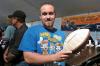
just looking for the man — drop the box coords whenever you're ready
[3,16,16,41]
[3,10,28,66]
[18,3,72,66]
[0,15,16,66]
[2,15,16,50]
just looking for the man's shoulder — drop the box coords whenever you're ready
[5,25,16,32]
[7,25,15,29]
[56,29,65,35]
[56,29,65,33]
[30,24,43,30]
[26,25,43,33]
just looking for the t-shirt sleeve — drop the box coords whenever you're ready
[4,26,12,39]
[3,26,15,40]
[18,28,37,52]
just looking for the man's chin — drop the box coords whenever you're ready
[46,25,53,29]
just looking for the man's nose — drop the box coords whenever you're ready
[46,14,50,18]
[46,15,51,21]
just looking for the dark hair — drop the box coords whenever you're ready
[16,17,25,23]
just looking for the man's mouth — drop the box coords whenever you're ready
[47,18,51,21]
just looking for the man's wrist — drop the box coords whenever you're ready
[50,54,56,62]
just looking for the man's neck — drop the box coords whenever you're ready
[44,25,53,30]
[16,23,23,29]
[44,26,57,33]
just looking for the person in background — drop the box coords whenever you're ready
[3,16,16,41]
[0,15,16,66]
[2,15,16,66]
[3,10,28,66]
[18,3,72,66]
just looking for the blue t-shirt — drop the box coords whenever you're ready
[18,25,66,66]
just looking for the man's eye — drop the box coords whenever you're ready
[49,12,54,15]
[42,12,47,15]
[42,12,54,15]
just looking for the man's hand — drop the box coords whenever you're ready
[3,53,8,63]
[52,50,72,62]
[3,48,8,63]
[23,50,72,64]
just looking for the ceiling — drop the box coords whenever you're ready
[0,0,100,24]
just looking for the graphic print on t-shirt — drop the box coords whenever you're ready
[38,32,63,55]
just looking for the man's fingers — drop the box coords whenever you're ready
[61,51,72,55]
[60,55,69,58]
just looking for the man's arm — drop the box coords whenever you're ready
[3,47,9,63]
[23,50,72,64]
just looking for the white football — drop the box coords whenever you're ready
[63,29,90,53]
